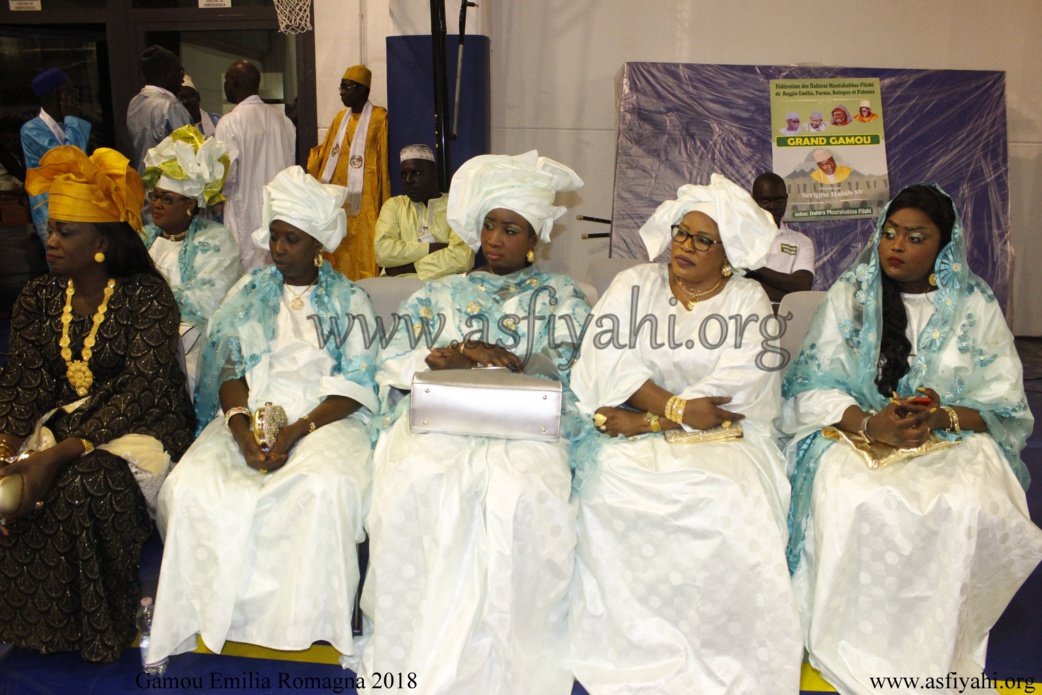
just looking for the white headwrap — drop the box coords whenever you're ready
[251,166,348,253]
[142,125,229,207]
[638,173,776,273]
[446,150,583,250]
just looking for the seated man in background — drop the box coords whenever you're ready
[744,172,814,306]
[374,144,473,278]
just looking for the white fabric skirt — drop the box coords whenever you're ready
[570,431,803,695]
[148,416,372,661]
[793,433,1042,695]
[346,416,577,695]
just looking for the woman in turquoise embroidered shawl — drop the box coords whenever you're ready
[349,152,590,695]
[141,125,242,395]
[147,166,379,664]
[782,184,1042,695]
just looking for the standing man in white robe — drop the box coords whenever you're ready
[216,59,296,271]
[126,46,193,174]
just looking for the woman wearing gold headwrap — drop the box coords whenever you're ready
[0,146,195,662]
[142,125,243,395]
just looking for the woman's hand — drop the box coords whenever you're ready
[684,396,745,430]
[0,448,65,535]
[268,420,308,456]
[459,341,522,371]
[594,406,649,438]
[425,347,473,371]
[229,417,287,474]
[865,402,933,448]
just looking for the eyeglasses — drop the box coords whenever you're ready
[670,225,724,252]
[150,192,188,206]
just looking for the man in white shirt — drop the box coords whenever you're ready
[779,112,801,136]
[126,46,193,173]
[804,110,828,134]
[20,68,91,244]
[745,172,815,305]
[216,59,296,271]
[374,144,473,279]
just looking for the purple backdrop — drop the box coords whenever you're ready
[610,63,1010,312]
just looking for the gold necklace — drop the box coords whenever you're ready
[285,280,316,310]
[60,278,116,396]
[162,229,189,242]
[674,275,723,310]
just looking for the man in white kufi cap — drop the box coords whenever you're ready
[374,144,474,279]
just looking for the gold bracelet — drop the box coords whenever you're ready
[665,396,687,425]
[674,398,687,425]
[79,438,94,457]
[224,406,251,429]
[299,414,317,433]
[941,405,961,434]
[644,412,661,433]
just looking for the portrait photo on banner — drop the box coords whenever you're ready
[770,77,889,221]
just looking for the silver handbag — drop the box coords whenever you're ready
[410,368,562,442]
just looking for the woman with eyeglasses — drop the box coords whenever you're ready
[141,126,242,395]
[568,175,802,694]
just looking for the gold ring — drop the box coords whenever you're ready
[721,420,731,429]
[34,501,44,510]
[259,468,269,475]
[593,413,608,427]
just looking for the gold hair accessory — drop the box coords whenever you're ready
[286,280,316,311]
[252,402,288,450]
[61,278,116,396]
[674,275,723,310]
[721,262,733,278]
[644,411,661,433]
[941,405,961,434]
[94,251,105,264]
[928,272,937,287]
[314,254,324,268]
[526,249,535,263]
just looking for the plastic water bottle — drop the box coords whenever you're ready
[136,597,168,675]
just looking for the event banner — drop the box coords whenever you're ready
[771,77,889,221]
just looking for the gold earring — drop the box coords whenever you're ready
[94,252,105,263]
[721,262,733,278]
[526,249,535,263]
[314,254,323,268]
[928,272,937,287]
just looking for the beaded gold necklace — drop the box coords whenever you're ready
[60,278,116,396]
[674,275,723,310]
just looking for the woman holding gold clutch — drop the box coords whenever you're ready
[568,175,803,694]
[0,147,194,662]
[782,184,1042,695]
[145,166,379,663]
[350,152,590,694]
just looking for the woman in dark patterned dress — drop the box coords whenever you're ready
[0,146,195,662]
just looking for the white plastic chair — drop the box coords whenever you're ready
[776,290,828,367]
[582,257,644,301]
[355,276,424,326]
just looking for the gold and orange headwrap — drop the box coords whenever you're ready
[25,146,145,235]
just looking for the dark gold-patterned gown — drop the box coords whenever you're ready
[0,273,195,662]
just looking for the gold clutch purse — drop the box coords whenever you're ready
[664,422,744,444]
[822,426,961,470]
[251,402,288,450]
[0,472,23,516]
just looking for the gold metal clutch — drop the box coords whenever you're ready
[822,426,961,470]
[0,472,23,516]
[664,422,744,444]
[251,402,288,450]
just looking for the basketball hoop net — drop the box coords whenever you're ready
[274,0,312,34]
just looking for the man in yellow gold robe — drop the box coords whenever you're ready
[307,64,389,280]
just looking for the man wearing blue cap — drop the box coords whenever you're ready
[19,68,91,245]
